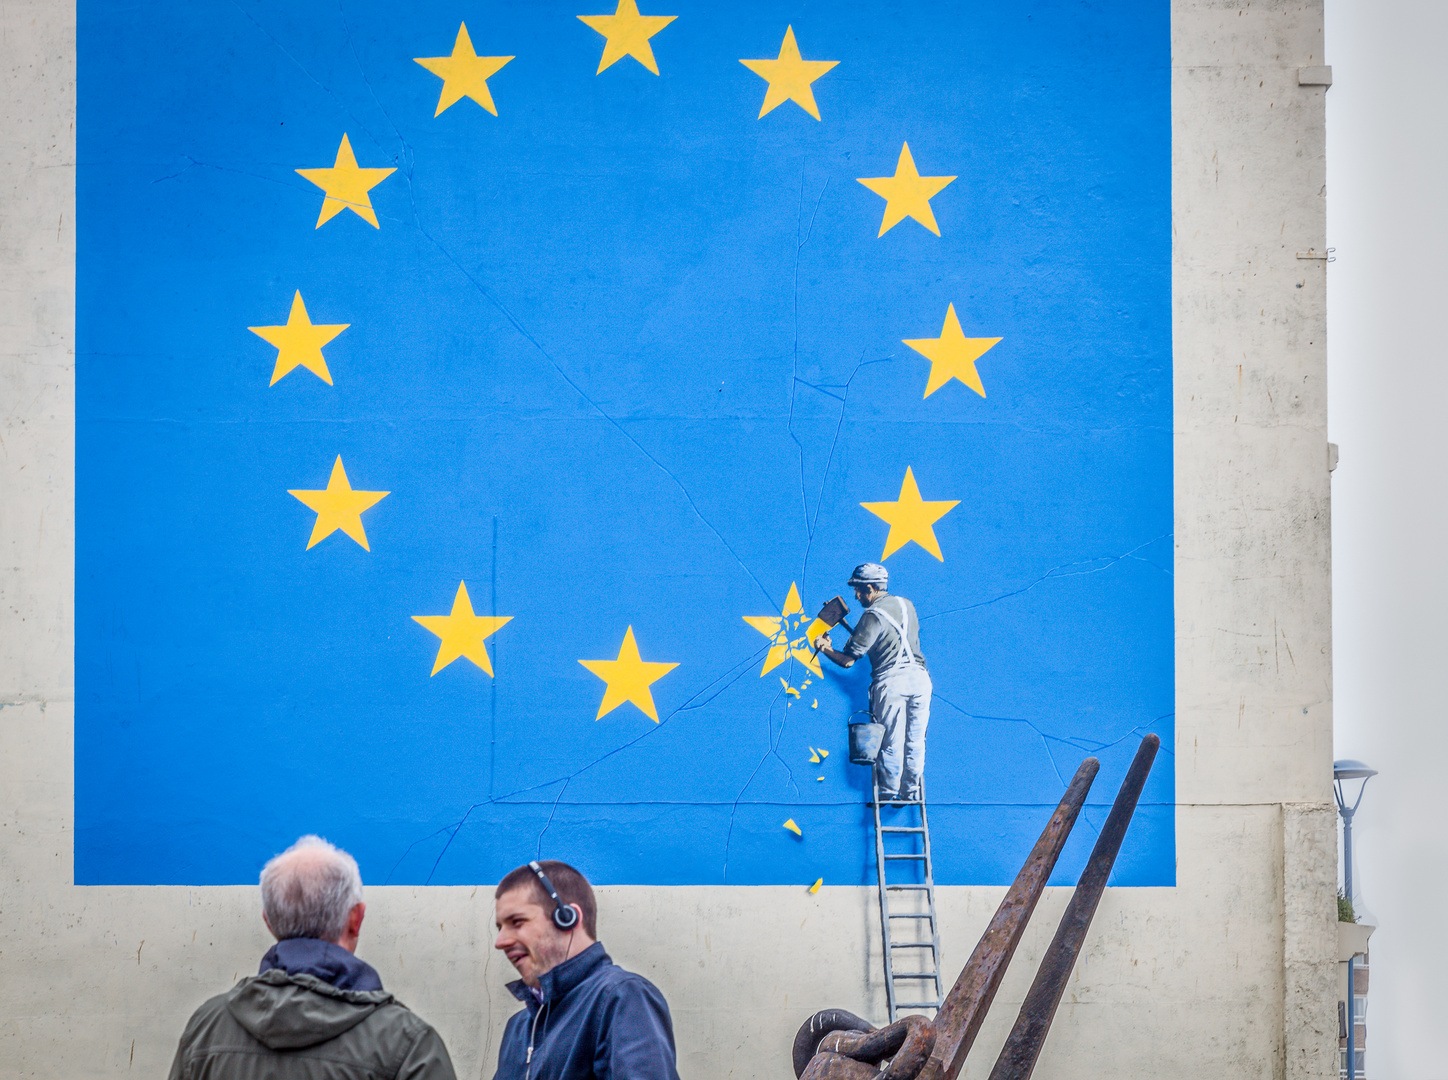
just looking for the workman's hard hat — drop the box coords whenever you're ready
[848,563,889,587]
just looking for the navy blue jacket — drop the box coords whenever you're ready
[493,943,679,1080]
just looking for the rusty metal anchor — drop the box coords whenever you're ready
[792,734,1159,1080]
[795,1014,937,1080]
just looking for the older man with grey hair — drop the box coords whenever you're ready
[168,835,456,1080]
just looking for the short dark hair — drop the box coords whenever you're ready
[495,860,597,938]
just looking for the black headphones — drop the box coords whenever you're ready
[528,860,579,930]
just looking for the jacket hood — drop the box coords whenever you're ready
[226,968,393,1050]
[259,937,384,992]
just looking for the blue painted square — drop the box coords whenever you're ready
[77,0,1173,886]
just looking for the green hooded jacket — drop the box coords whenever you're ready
[168,967,456,1080]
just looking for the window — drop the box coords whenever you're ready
[1339,1047,1366,1079]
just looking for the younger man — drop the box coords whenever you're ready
[492,860,678,1080]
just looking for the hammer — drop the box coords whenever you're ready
[811,596,853,655]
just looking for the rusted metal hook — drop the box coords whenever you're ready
[795,1014,937,1080]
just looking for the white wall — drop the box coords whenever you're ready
[0,1,1341,1077]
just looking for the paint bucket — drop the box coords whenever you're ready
[849,721,885,764]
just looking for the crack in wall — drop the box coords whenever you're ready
[149,157,306,190]
[402,171,780,611]
[385,642,770,884]
[921,533,1173,623]
[933,691,1176,842]
[231,7,780,609]
[222,17,1176,887]
[535,776,571,861]
[786,167,830,536]
[721,677,795,883]
[336,0,399,145]
[230,1,393,159]
[797,355,894,587]
[388,527,1174,884]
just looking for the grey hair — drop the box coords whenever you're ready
[259,835,364,942]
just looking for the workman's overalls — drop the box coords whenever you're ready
[866,597,932,801]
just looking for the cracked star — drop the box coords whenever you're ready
[743,583,828,678]
[296,134,395,229]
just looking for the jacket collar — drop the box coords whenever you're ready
[507,942,609,1005]
[259,937,384,992]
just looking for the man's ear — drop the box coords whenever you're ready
[567,904,589,936]
[333,901,367,953]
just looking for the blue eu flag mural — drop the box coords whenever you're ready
[77,0,1173,886]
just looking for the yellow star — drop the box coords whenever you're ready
[579,626,679,722]
[739,26,838,120]
[288,456,389,551]
[860,467,959,561]
[577,0,676,75]
[903,303,1001,398]
[248,291,349,387]
[742,583,830,678]
[856,142,956,237]
[414,23,514,117]
[295,134,396,229]
[412,581,512,676]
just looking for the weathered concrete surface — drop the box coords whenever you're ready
[0,0,1338,1076]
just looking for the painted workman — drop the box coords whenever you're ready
[814,563,933,802]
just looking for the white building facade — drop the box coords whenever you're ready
[0,1,1341,1077]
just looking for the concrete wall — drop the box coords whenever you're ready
[0,1,1339,1077]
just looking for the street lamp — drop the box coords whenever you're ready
[1334,759,1376,1080]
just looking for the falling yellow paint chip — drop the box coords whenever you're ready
[809,749,821,764]
[818,748,829,759]
[817,776,825,782]
[783,818,802,836]
[811,699,818,708]
[809,878,823,894]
